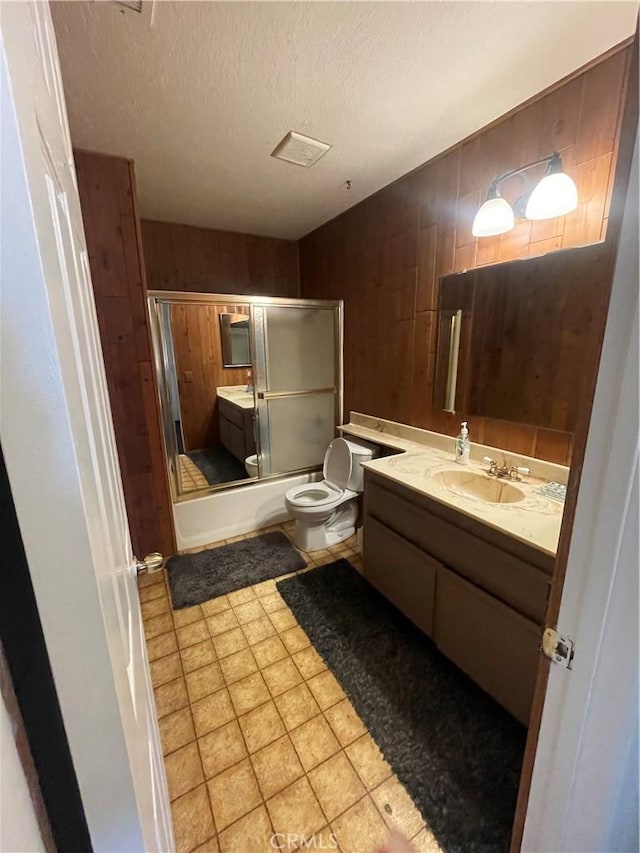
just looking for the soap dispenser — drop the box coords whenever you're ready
[455,421,470,465]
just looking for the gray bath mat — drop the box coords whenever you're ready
[167,531,306,608]
[277,560,525,853]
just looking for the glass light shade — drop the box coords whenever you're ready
[472,196,515,237]
[525,172,578,220]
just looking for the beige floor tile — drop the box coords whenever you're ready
[289,714,340,772]
[308,751,366,821]
[324,699,367,747]
[238,700,285,754]
[252,636,289,669]
[207,609,240,637]
[159,707,196,756]
[147,630,179,662]
[307,671,345,710]
[173,605,205,629]
[268,608,298,633]
[330,795,389,853]
[217,805,273,853]
[280,626,311,655]
[165,741,205,802]
[199,719,247,779]
[145,612,174,640]
[186,662,225,703]
[191,836,220,853]
[251,734,304,800]
[141,595,170,621]
[177,620,210,650]
[154,677,189,718]
[371,777,424,839]
[227,587,256,607]
[150,652,183,688]
[192,687,235,738]
[309,548,333,563]
[201,595,230,617]
[219,647,258,685]
[267,777,325,839]
[212,627,248,659]
[345,735,392,790]
[242,616,276,646]
[233,599,265,625]
[252,579,278,598]
[207,757,262,831]
[262,657,303,697]
[224,535,245,544]
[138,569,165,590]
[228,672,271,716]
[171,784,216,853]
[260,592,287,614]
[181,639,217,674]
[412,827,443,852]
[274,683,321,731]
[292,647,326,680]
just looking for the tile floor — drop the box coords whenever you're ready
[178,454,209,492]
[139,522,442,853]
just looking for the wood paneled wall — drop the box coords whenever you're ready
[170,303,250,451]
[141,219,300,297]
[75,150,176,557]
[299,44,632,465]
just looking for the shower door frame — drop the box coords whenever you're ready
[147,291,343,503]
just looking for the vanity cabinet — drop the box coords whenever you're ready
[218,397,256,463]
[362,470,553,726]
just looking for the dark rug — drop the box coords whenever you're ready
[187,446,248,486]
[277,560,526,853]
[167,531,306,608]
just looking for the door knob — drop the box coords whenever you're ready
[136,552,165,576]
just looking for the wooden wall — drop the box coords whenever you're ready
[141,219,300,297]
[170,303,250,451]
[75,151,176,557]
[299,43,632,465]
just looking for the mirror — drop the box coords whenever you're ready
[148,293,342,499]
[434,243,608,433]
[220,312,251,368]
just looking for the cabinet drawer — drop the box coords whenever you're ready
[363,515,437,637]
[218,397,244,429]
[365,476,550,623]
[219,416,245,462]
[434,565,540,726]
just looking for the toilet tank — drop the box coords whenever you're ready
[324,437,378,493]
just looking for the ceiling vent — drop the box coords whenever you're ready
[271,131,331,168]
[114,0,143,12]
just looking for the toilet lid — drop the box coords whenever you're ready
[323,438,352,491]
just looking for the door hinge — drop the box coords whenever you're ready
[541,627,575,669]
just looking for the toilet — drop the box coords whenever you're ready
[245,454,259,477]
[285,437,376,552]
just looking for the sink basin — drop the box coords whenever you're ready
[432,469,525,504]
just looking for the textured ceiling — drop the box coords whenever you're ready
[51,1,637,240]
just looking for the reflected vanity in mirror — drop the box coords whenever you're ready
[148,292,343,500]
[434,242,609,433]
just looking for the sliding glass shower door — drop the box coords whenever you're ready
[252,304,342,477]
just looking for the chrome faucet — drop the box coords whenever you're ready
[482,455,530,481]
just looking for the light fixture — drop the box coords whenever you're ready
[472,184,515,237]
[472,151,578,237]
[525,153,578,220]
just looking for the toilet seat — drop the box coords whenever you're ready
[285,481,353,510]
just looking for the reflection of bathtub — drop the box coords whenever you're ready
[245,454,259,477]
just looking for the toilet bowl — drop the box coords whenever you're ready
[285,437,375,552]
[245,454,259,477]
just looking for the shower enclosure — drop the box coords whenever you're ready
[148,292,343,501]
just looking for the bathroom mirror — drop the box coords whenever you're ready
[220,312,252,368]
[434,242,610,433]
[148,292,343,500]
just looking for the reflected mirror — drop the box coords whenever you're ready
[434,243,609,433]
[220,312,251,367]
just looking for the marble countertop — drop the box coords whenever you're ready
[216,385,255,410]
[339,416,565,557]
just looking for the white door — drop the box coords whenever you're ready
[0,4,173,851]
